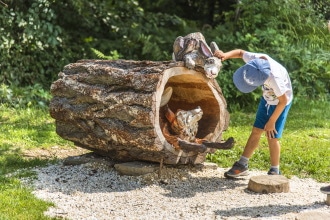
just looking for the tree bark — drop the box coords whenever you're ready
[49,59,230,164]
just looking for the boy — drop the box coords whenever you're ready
[214,49,293,177]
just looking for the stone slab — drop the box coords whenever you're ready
[295,211,330,220]
[114,161,158,176]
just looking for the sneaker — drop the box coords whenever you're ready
[267,168,281,175]
[224,161,249,178]
[320,185,330,194]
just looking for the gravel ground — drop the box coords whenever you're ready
[22,155,330,220]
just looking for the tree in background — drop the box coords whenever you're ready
[0,0,188,85]
[0,0,66,86]
[0,0,328,109]
[210,0,329,107]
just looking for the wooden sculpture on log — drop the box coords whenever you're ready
[49,59,233,165]
[172,32,222,79]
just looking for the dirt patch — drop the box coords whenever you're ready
[22,146,92,160]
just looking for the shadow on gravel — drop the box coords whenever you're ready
[158,172,248,198]
[30,154,249,198]
[214,202,325,219]
[27,152,329,219]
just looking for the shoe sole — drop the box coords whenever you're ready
[267,171,282,175]
[320,190,330,194]
[224,170,249,178]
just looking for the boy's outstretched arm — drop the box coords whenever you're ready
[214,49,245,61]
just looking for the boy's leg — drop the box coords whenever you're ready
[242,127,264,158]
[267,138,281,175]
[266,102,291,175]
[225,98,266,178]
[224,127,263,178]
[268,138,280,166]
[241,98,266,161]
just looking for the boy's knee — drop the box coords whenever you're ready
[251,127,264,136]
[267,137,280,144]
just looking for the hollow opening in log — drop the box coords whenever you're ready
[157,67,223,149]
[163,75,219,138]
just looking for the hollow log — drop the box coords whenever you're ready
[49,59,230,164]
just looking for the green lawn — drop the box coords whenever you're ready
[0,99,329,219]
[0,106,73,220]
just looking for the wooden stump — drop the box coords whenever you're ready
[248,175,290,193]
[326,195,330,205]
[49,60,230,165]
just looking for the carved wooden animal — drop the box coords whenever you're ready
[161,105,234,152]
[164,105,203,142]
[172,32,222,78]
[173,32,204,61]
[160,86,234,152]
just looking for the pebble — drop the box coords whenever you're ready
[22,160,330,220]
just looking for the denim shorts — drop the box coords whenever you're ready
[253,97,292,138]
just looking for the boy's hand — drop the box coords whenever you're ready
[213,50,226,61]
[264,120,277,139]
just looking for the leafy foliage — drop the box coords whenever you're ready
[212,0,330,108]
[0,0,329,108]
[0,84,51,108]
[50,0,188,61]
[0,0,73,87]
[91,48,120,60]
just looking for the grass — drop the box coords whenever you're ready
[0,177,55,220]
[0,99,329,219]
[207,99,330,182]
[0,106,73,220]
[0,107,70,151]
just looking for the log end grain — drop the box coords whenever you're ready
[248,175,290,194]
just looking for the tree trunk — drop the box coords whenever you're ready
[49,59,230,164]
